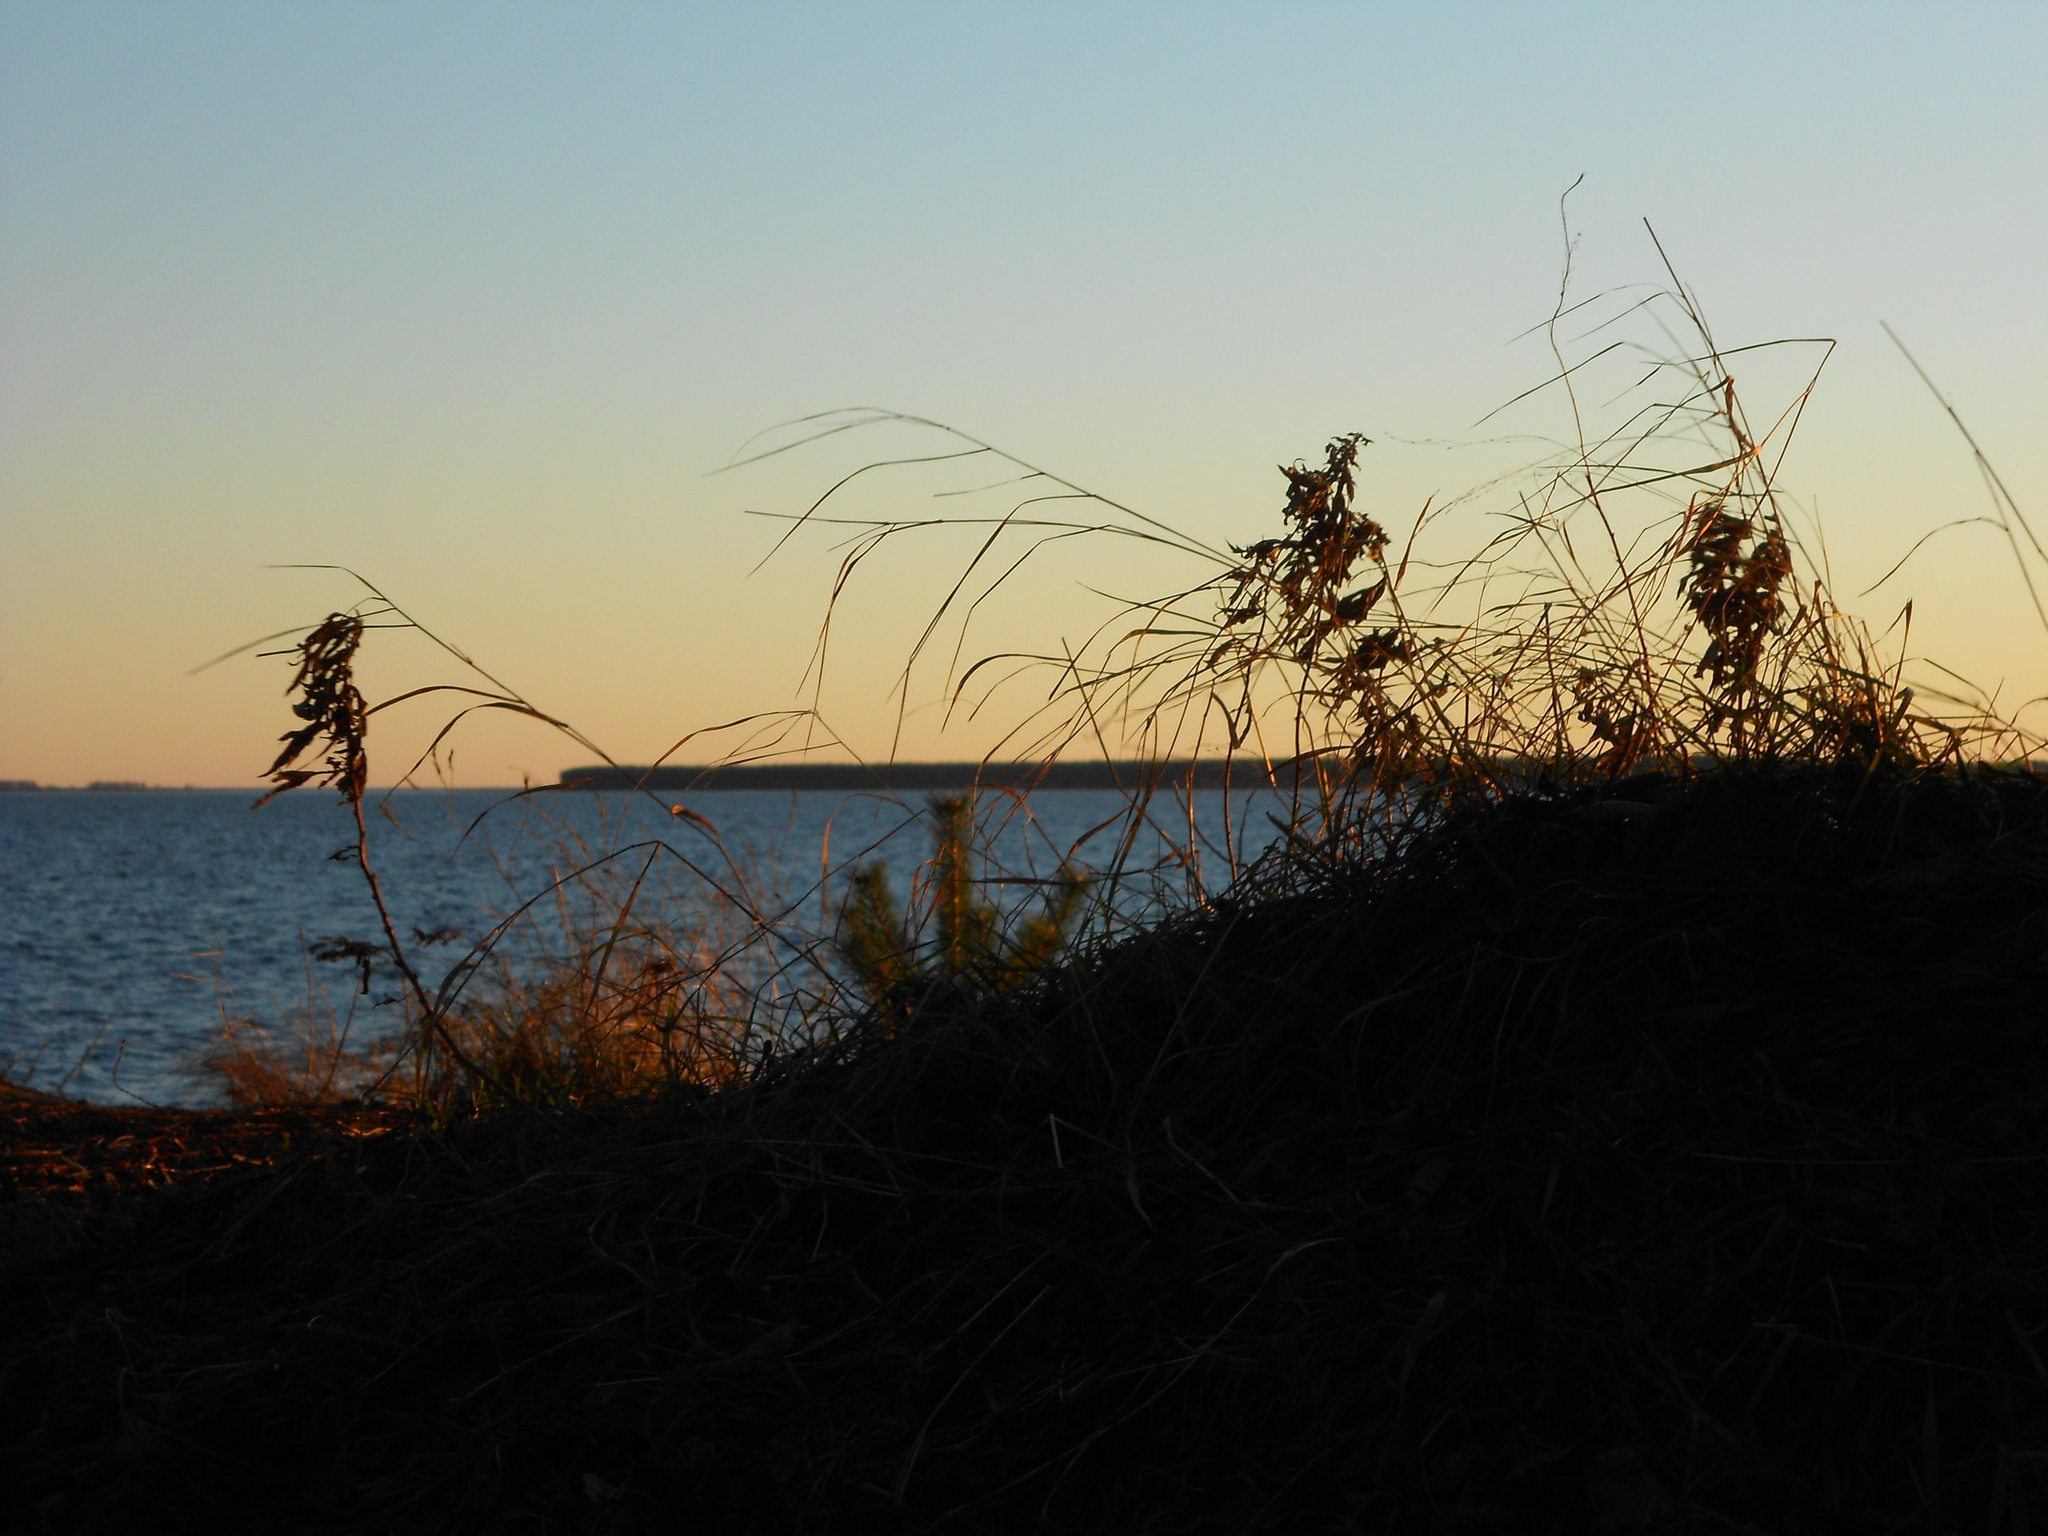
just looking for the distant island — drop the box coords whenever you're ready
[0,781,180,792]
[558,760,1272,792]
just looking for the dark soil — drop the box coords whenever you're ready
[7,765,2048,1533]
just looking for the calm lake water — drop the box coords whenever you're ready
[0,786,1288,1106]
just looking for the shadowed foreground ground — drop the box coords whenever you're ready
[7,766,2048,1533]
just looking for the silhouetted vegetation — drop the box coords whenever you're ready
[835,792,1088,1025]
[7,249,2047,1532]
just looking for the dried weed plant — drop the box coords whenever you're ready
[751,227,2038,887]
[214,594,1108,1113]
[27,230,2048,1536]
[210,224,2040,1113]
[207,589,827,1113]
[197,1007,401,1109]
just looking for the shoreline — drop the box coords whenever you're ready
[557,759,1275,791]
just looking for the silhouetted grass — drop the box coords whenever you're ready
[7,245,2048,1532]
[9,765,2048,1532]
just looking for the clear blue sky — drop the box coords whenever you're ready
[3,2,2044,784]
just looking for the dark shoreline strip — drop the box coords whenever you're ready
[557,760,1263,792]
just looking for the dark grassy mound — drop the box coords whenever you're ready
[7,765,2048,1534]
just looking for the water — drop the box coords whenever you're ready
[0,785,1289,1106]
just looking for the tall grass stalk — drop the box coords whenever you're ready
[214,234,2037,1113]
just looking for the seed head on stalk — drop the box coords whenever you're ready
[255,609,518,1109]
[258,612,369,807]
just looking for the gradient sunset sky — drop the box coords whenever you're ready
[3,2,2044,787]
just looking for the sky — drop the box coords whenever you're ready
[3,1,2045,787]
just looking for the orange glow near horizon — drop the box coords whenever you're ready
[4,5,2044,787]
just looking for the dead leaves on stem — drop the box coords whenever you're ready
[258,612,369,807]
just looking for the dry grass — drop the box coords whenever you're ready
[194,1009,401,1109]
[1010,289,2020,832]
[9,243,2048,1531]
[198,249,2037,1118]
[9,766,2048,1533]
